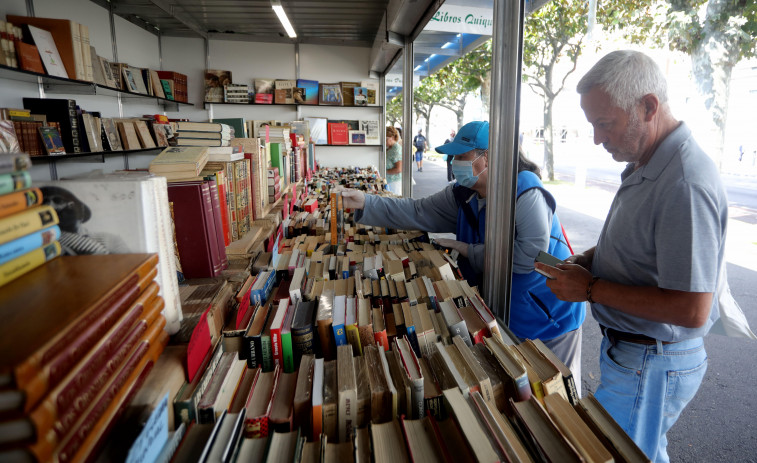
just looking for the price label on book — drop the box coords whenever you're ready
[126,393,169,463]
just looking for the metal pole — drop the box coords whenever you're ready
[401,37,413,198]
[380,74,386,177]
[295,42,301,120]
[484,0,525,323]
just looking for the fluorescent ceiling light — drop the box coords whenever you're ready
[271,0,297,38]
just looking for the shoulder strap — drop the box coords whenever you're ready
[453,185,479,232]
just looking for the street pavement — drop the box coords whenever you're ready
[413,156,757,462]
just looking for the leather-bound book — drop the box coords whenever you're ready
[0,254,158,415]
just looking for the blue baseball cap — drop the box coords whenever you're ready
[435,121,489,156]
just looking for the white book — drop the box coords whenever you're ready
[37,175,183,333]
[27,25,68,78]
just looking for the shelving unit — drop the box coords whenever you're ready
[0,64,194,111]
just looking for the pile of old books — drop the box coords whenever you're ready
[0,152,61,287]
[0,253,167,462]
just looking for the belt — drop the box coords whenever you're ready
[599,325,675,345]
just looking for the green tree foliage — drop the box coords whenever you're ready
[523,0,589,181]
[386,95,403,128]
[604,0,757,166]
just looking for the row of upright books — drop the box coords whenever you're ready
[3,15,188,102]
[204,71,379,107]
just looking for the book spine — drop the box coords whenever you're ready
[0,153,30,175]
[53,313,164,439]
[271,327,283,371]
[344,324,362,356]
[0,205,57,248]
[0,187,42,220]
[0,240,59,285]
[198,183,223,276]
[281,332,294,373]
[423,395,447,421]
[373,328,389,352]
[447,320,473,347]
[404,325,422,358]
[261,334,273,372]
[206,180,228,269]
[316,320,334,361]
[29,318,164,463]
[15,261,158,410]
[563,374,579,406]
[332,323,347,348]
[69,20,85,81]
[291,326,315,369]
[0,224,59,266]
[0,171,32,196]
[245,332,263,369]
[67,99,81,153]
[244,416,269,439]
[58,330,167,463]
[214,174,232,246]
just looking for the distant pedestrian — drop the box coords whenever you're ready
[445,129,456,181]
[413,129,427,172]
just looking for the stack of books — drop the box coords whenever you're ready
[0,253,168,463]
[148,145,209,181]
[0,152,61,287]
[172,121,232,147]
[268,167,282,204]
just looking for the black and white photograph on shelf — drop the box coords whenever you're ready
[205,69,232,102]
[360,120,380,145]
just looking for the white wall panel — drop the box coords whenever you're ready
[30,0,113,59]
[161,36,206,120]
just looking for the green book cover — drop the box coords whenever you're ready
[269,142,285,177]
[212,118,246,138]
[281,330,294,373]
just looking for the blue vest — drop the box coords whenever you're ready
[453,172,585,340]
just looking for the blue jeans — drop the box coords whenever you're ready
[595,336,707,463]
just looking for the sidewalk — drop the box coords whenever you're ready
[545,182,757,273]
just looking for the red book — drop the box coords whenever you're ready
[16,42,45,74]
[0,254,159,415]
[327,122,349,145]
[167,182,222,278]
[206,179,229,270]
[213,174,232,246]
[255,93,273,104]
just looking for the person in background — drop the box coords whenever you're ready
[445,129,456,182]
[413,129,428,172]
[340,121,585,382]
[536,50,727,463]
[385,126,402,195]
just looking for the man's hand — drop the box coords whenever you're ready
[338,189,366,210]
[434,238,468,258]
[565,248,595,271]
[535,262,594,302]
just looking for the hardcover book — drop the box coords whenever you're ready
[296,79,319,105]
[319,83,343,106]
[37,175,182,333]
[38,126,66,155]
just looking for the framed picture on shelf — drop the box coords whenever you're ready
[205,69,232,103]
[304,117,328,145]
[101,118,123,151]
[348,130,366,145]
[319,83,343,105]
[38,126,66,155]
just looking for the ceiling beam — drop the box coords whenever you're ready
[147,0,208,38]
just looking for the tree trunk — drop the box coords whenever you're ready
[543,99,555,181]
[690,0,741,170]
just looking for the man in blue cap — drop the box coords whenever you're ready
[340,121,585,381]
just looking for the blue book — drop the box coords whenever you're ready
[296,79,319,105]
[250,270,275,306]
[0,225,60,266]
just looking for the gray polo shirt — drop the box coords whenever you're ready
[591,122,728,341]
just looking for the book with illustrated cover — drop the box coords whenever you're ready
[38,126,66,155]
[296,79,319,105]
[319,83,343,105]
[205,69,232,103]
[353,87,368,106]
[340,82,359,106]
[0,121,21,153]
[25,25,68,78]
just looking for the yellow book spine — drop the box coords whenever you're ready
[345,324,362,356]
[0,241,61,287]
[0,205,59,245]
